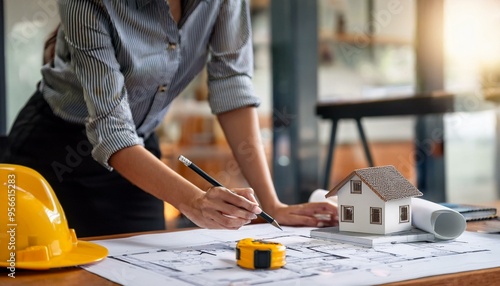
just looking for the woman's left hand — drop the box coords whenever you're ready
[269,201,339,228]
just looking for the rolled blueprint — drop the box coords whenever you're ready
[309,189,337,204]
[411,198,467,240]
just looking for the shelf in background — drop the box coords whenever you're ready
[319,30,413,46]
[254,31,413,47]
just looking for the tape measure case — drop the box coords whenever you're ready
[236,238,286,270]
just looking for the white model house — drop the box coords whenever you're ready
[325,165,423,235]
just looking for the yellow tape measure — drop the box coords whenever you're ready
[236,238,286,270]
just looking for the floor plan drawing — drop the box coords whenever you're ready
[84,226,500,286]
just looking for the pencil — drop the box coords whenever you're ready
[178,155,283,231]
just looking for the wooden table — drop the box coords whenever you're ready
[2,202,499,286]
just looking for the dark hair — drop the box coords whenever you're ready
[43,25,59,65]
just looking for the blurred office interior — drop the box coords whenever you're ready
[1,0,499,228]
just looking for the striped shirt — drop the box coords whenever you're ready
[41,0,259,170]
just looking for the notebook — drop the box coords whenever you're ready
[440,203,498,221]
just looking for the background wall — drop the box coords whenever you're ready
[2,0,499,207]
[4,0,59,130]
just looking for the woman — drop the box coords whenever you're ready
[2,0,337,237]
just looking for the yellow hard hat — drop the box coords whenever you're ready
[0,164,108,270]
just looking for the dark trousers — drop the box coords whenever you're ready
[1,91,165,237]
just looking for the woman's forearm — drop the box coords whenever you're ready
[217,107,284,212]
[108,144,261,229]
[108,145,203,213]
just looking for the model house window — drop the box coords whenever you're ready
[400,205,410,223]
[341,205,354,222]
[370,207,382,224]
[350,180,362,194]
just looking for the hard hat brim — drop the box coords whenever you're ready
[0,240,108,270]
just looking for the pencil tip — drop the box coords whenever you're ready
[272,221,283,231]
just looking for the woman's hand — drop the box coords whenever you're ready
[181,187,262,230]
[268,201,339,228]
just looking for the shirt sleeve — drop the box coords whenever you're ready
[206,0,261,114]
[58,0,143,170]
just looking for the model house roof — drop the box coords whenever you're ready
[325,165,423,202]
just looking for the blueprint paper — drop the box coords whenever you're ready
[411,198,467,240]
[83,224,500,286]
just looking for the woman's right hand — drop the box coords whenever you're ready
[181,186,262,229]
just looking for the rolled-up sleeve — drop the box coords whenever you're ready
[59,0,142,170]
[206,0,261,114]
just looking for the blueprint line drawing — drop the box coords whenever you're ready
[84,228,496,286]
[83,225,500,286]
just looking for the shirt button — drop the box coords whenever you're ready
[159,85,167,92]
[168,43,177,50]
